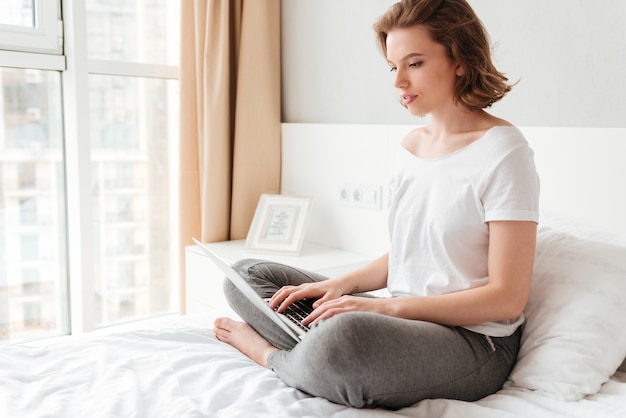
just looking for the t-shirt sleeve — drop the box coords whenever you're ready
[482,145,540,223]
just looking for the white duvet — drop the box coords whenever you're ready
[2,309,625,418]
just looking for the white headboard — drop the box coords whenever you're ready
[281,123,626,256]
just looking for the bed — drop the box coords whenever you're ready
[2,214,625,417]
[4,121,626,417]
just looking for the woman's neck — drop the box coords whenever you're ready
[427,108,506,137]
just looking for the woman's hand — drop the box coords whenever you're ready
[301,295,387,327]
[269,279,346,312]
[269,253,391,327]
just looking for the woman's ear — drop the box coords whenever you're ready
[455,64,465,77]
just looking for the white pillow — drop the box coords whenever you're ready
[507,219,626,401]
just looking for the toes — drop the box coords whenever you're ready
[214,328,229,342]
[214,317,232,329]
[213,317,234,341]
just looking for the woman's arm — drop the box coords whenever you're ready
[332,253,389,295]
[381,220,536,325]
[270,253,389,311]
[306,221,537,327]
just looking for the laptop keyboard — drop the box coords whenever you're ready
[274,298,316,331]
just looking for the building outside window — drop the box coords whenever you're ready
[0,0,180,344]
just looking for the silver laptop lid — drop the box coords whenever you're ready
[191,238,304,342]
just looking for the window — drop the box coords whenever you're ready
[0,1,36,28]
[0,0,62,54]
[0,67,67,343]
[0,0,180,344]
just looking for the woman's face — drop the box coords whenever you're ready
[385,25,463,117]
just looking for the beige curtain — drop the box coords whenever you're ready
[178,0,281,313]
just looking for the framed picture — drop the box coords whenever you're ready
[245,194,312,255]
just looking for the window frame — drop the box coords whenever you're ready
[0,0,63,55]
[1,0,180,340]
[62,0,180,334]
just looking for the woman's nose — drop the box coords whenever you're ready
[393,68,407,89]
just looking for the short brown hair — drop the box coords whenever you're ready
[373,0,512,110]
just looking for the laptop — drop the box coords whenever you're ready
[192,238,315,343]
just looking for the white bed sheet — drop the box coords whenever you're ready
[2,308,625,418]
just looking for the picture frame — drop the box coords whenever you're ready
[245,194,312,255]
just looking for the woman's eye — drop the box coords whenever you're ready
[389,66,397,73]
[409,61,423,68]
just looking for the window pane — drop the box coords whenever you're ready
[86,0,180,66]
[0,1,35,28]
[89,74,178,327]
[0,67,69,344]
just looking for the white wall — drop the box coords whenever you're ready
[280,123,403,255]
[281,124,626,255]
[281,0,626,128]
[279,1,626,254]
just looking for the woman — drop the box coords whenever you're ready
[214,0,539,409]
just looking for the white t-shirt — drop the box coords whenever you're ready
[387,126,540,337]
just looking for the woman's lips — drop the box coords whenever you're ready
[402,94,417,105]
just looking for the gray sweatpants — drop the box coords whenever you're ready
[223,259,521,410]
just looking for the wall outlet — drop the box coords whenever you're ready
[340,184,381,210]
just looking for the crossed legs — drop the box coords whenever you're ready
[214,260,520,409]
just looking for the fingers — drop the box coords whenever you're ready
[302,304,344,326]
[303,296,367,326]
[269,282,346,316]
[279,288,314,311]
[302,297,346,326]
[270,284,320,312]
[312,291,340,308]
[269,285,300,309]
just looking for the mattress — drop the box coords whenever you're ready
[2,308,625,418]
[4,216,626,417]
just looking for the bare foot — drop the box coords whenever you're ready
[214,317,278,368]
